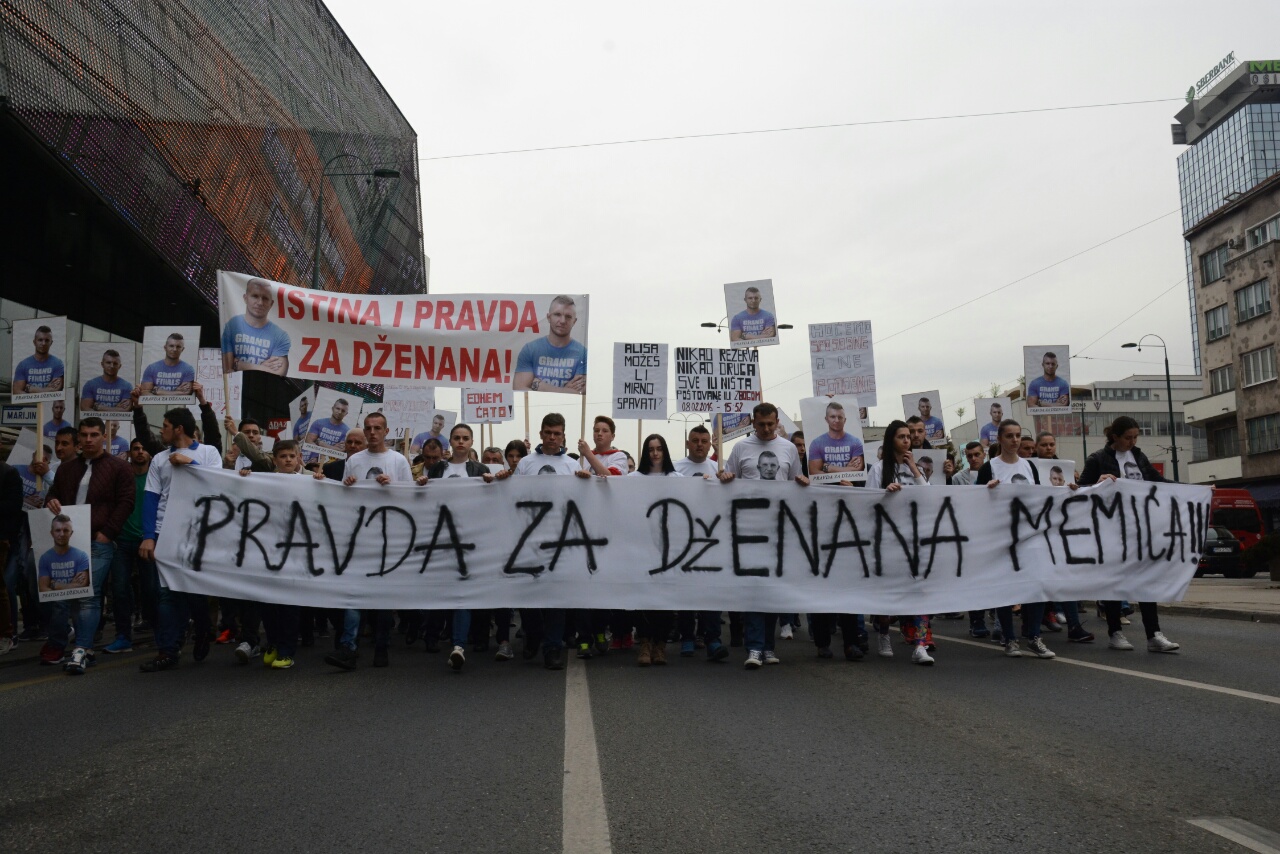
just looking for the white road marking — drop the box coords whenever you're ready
[1187,818,1280,853]
[562,658,612,854]
[936,634,1280,706]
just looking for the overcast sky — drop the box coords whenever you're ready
[327,0,1262,451]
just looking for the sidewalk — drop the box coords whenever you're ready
[1162,575,1280,624]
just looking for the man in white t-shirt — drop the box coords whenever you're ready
[495,412,589,669]
[325,412,423,672]
[673,423,727,661]
[674,424,718,480]
[717,403,808,670]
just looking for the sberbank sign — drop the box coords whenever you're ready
[1191,51,1236,99]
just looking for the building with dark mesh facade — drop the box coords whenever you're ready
[0,0,424,315]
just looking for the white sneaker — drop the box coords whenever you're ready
[763,649,780,665]
[1147,632,1180,653]
[1119,615,1131,625]
[0,636,13,656]
[1109,631,1134,651]
[494,641,514,661]
[64,647,87,675]
[234,641,260,664]
[1003,639,1022,658]
[911,645,935,666]
[1025,637,1056,659]
[744,649,763,669]
[779,624,794,640]
[449,645,466,671]
[877,634,894,658]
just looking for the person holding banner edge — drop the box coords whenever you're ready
[1077,415,1181,654]
[866,420,935,666]
[574,416,628,659]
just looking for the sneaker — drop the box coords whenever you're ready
[576,643,593,660]
[543,647,565,670]
[139,653,178,672]
[102,637,133,654]
[1108,631,1134,651]
[1147,632,1180,653]
[1041,613,1063,633]
[779,624,794,640]
[680,640,696,657]
[1004,639,1022,657]
[449,645,466,671]
[594,634,609,656]
[843,643,864,662]
[262,646,278,666]
[18,626,47,642]
[64,647,88,675]
[707,641,729,662]
[1067,626,1095,643]
[968,623,991,639]
[1025,637,1056,659]
[271,656,295,669]
[817,646,834,659]
[911,645,935,666]
[215,629,234,644]
[39,642,65,666]
[193,632,211,662]
[324,648,359,670]
[744,649,763,669]
[0,637,13,656]
[234,642,260,664]
[763,649,780,665]
[1119,615,1131,625]
[373,646,389,668]
[495,641,514,661]
[877,634,893,658]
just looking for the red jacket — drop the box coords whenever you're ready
[48,453,136,541]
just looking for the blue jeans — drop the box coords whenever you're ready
[451,609,471,648]
[104,540,140,640]
[155,585,210,657]
[339,608,361,651]
[744,612,778,653]
[50,542,115,651]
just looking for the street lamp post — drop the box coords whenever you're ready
[312,153,400,290]
[1122,334,1179,482]
[1073,400,1088,458]
[666,411,703,445]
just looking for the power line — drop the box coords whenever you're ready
[1073,277,1186,355]
[419,97,1184,162]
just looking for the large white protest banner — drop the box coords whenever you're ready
[674,347,760,415]
[218,272,590,391]
[462,388,514,424]
[157,467,1211,614]
[612,343,667,419]
[809,321,876,405]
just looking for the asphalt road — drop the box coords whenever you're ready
[1,613,1278,853]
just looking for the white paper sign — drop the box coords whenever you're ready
[809,321,876,405]
[193,348,242,423]
[462,388,514,424]
[612,343,668,419]
[724,279,779,349]
[675,347,760,415]
[138,326,200,406]
[382,386,437,437]
[11,317,69,404]
[799,396,866,483]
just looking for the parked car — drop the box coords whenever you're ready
[1197,526,1253,578]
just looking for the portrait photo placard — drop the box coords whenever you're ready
[1031,458,1076,487]
[800,395,866,484]
[33,503,94,602]
[724,279,778,349]
[11,317,68,404]
[410,410,458,455]
[901,389,946,444]
[1024,345,1071,414]
[302,387,356,460]
[138,326,200,406]
[911,447,948,486]
[78,341,136,420]
[41,391,75,443]
[974,397,1013,449]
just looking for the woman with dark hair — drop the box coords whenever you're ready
[503,439,528,472]
[1078,415,1180,653]
[629,433,682,665]
[865,420,935,665]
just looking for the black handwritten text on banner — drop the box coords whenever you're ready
[157,468,1211,613]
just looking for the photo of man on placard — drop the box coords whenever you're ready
[11,317,68,403]
[79,344,136,418]
[800,395,865,483]
[36,512,92,602]
[901,389,945,443]
[975,397,1013,449]
[138,327,198,404]
[513,295,588,394]
[304,389,352,458]
[1024,346,1072,412]
[725,280,778,348]
[221,277,291,375]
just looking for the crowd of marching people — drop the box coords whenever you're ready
[0,384,1182,675]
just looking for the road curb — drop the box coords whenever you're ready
[1160,604,1280,625]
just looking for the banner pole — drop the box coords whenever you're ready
[222,371,231,416]
[523,392,530,444]
[715,413,724,474]
[34,402,44,463]
[637,419,642,456]
[579,396,586,444]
